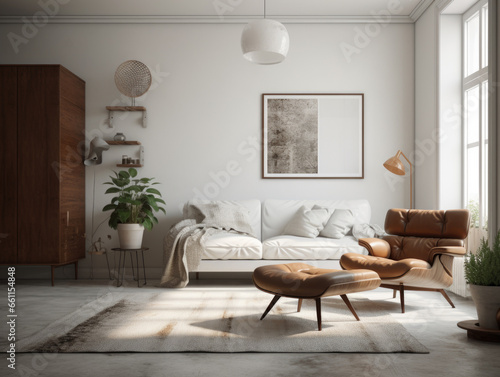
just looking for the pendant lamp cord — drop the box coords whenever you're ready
[264,0,266,19]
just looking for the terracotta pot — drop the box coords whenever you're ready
[469,284,500,330]
[117,224,144,249]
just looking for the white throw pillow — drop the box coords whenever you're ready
[319,209,355,239]
[282,206,331,238]
[184,201,254,236]
[352,223,376,240]
[352,223,386,240]
[312,205,333,225]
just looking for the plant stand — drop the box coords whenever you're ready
[112,247,148,287]
[457,320,500,342]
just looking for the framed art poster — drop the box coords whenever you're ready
[262,93,364,179]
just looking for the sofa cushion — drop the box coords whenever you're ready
[202,232,262,260]
[262,235,367,260]
[184,199,261,240]
[282,205,331,238]
[318,208,355,239]
[195,202,254,235]
[340,253,431,279]
[262,199,371,240]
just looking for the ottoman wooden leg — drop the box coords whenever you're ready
[315,298,322,331]
[341,294,360,321]
[297,298,303,312]
[260,295,281,320]
[399,284,405,313]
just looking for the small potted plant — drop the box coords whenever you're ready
[464,231,500,330]
[102,168,165,249]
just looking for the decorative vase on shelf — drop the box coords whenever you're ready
[114,132,126,141]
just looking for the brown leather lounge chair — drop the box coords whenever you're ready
[340,209,470,313]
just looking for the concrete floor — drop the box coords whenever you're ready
[1,278,499,377]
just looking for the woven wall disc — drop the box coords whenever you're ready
[114,60,152,98]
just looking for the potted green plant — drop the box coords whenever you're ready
[464,231,500,330]
[102,168,165,249]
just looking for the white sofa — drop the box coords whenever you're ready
[189,199,371,272]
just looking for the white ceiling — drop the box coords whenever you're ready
[0,0,433,23]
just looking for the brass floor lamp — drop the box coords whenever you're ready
[383,150,413,209]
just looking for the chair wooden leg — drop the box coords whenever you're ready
[297,298,303,312]
[340,294,360,321]
[439,289,455,308]
[315,298,322,331]
[260,295,281,320]
[399,284,405,313]
[393,289,397,299]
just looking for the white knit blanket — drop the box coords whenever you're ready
[159,202,255,288]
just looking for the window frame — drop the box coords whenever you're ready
[462,0,489,231]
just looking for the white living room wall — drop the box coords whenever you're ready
[438,15,462,210]
[415,3,439,209]
[0,21,414,278]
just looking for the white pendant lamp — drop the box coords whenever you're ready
[241,1,289,65]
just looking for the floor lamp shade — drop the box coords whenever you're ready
[241,19,289,65]
[383,150,413,209]
[383,150,406,176]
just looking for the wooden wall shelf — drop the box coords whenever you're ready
[106,106,147,128]
[107,141,141,145]
[106,106,146,111]
[117,164,143,168]
[106,140,144,167]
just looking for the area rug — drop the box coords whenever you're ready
[16,287,428,353]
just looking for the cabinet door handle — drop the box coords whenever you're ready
[66,211,70,226]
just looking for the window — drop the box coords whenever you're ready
[463,0,488,248]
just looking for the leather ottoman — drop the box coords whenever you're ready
[252,263,381,331]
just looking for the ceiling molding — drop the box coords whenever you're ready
[0,14,415,25]
[435,0,453,10]
[409,0,435,21]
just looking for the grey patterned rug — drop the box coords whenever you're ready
[16,288,428,353]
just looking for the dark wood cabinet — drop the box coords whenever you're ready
[0,65,85,284]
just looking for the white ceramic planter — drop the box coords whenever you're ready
[117,224,144,249]
[469,284,500,330]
